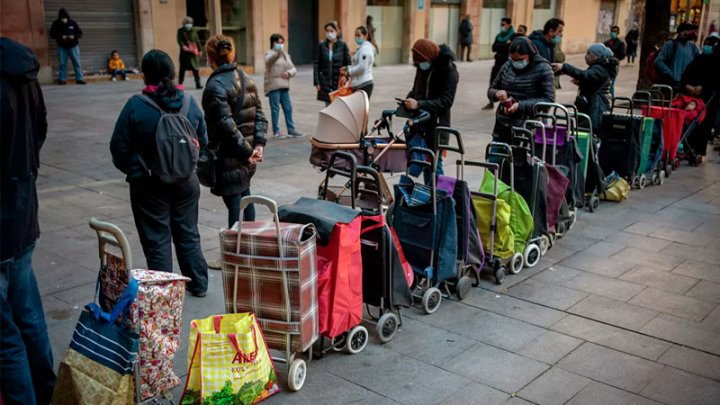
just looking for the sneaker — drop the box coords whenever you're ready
[58,80,66,85]
[185,287,207,298]
[76,80,87,85]
[124,76,129,81]
[287,130,305,138]
[196,84,204,89]
[481,102,495,110]
[112,77,117,82]
[274,131,286,139]
[208,258,222,270]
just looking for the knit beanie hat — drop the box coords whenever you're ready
[412,39,440,63]
[588,43,614,60]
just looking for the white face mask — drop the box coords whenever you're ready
[418,61,432,71]
[184,23,193,30]
[274,43,284,51]
[326,31,337,41]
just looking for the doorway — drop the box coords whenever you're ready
[429,3,460,54]
[288,0,318,65]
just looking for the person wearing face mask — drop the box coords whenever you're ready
[552,44,619,135]
[264,34,303,139]
[177,16,203,89]
[402,39,459,181]
[681,36,720,160]
[49,8,85,85]
[343,26,375,98]
[604,26,626,62]
[655,22,699,91]
[529,18,564,64]
[314,21,351,105]
[483,17,517,110]
[488,37,555,143]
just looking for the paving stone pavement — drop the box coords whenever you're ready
[37,54,720,404]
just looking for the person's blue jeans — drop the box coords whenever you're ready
[111,69,127,79]
[610,76,617,98]
[57,45,83,82]
[0,244,56,405]
[223,189,255,228]
[268,89,296,134]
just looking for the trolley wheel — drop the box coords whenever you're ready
[568,210,577,230]
[539,235,550,256]
[346,325,369,354]
[665,163,673,177]
[673,158,681,170]
[659,170,666,185]
[557,222,566,236]
[639,175,647,189]
[589,196,600,212]
[376,312,399,343]
[651,171,658,185]
[287,358,307,392]
[509,252,524,275]
[494,266,507,285]
[456,276,473,300]
[421,287,442,314]
[549,232,557,247]
[524,244,542,268]
[632,176,640,189]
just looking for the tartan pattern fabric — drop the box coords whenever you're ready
[397,175,432,207]
[220,222,319,354]
[183,314,280,404]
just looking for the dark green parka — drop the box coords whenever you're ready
[178,27,202,70]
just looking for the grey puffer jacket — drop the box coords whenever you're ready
[202,63,267,196]
[561,59,619,133]
[488,55,555,116]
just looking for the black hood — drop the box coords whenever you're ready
[528,30,546,43]
[0,37,40,82]
[58,8,70,19]
[436,44,457,64]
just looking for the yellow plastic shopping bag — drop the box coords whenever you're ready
[181,313,280,405]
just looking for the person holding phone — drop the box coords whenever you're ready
[402,38,459,182]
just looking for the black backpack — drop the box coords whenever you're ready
[139,94,199,184]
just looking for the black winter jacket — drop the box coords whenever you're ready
[202,64,268,196]
[529,30,556,63]
[110,89,207,182]
[604,38,626,61]
[0,38,47,260]
[561,59,619,133]
[488,55,555,116]
[49,9,83,49]
[313,40,351,102]
[406,44,459,149]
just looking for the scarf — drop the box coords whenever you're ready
[496,27,516,43]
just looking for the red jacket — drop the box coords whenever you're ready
[671,94,706,124]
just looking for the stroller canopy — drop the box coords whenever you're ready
[315,91,369,144]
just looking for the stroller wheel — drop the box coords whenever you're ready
[639,175,647,189]
[287,358,307,392]
[673,158,681,170]
[456,276,473,300]
[524,244,542,268]
[509,252,524,274]
[346,325,369,354]
[422,287,442,314]
[539,235,550,255]
[494,266,507,285]
[377,312,399,343]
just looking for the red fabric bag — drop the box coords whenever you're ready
[317,216,363,338]
[643,105,685,159]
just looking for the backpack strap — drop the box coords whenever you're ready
[140,93,192,116]
[139,94,167,114]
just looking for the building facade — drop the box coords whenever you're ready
[1,0,717,84]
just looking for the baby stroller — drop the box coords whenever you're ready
[435,127,484,297]
[598,97,643,185]
[676,91,715,166]
[389,147,458,313]
[319,151,413,343]
[631,91,666,187]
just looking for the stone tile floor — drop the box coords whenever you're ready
[37,55,720,404]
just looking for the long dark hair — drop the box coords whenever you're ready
[141,50,177,98]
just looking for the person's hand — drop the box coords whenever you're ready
[506,102,520,114]
[315,85,321,91]
[340,66,347,75]
[254,146,264,162]
[248,148,263,164]
[182,45,189,52]
[281,72,290,79]
[495,90,508,102]
[403,98,419,110]
[571,78,580,86]
[551,63,562,73]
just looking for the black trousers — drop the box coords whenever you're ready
[130,175,208,294]
[354,82,374,99]
[459,44,471,61]
[179,68,201,87]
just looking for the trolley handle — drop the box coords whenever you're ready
[325,151,358,181]
[651,84,674,103]
[511,126,535,155]
[355,166,387,209]
[576,112,593,135]
[435,126,465,155]
[464,160,500,200]
[236,196,283,256]
[632,90,653,110]
[612,96,634,115]
[89,218,134,271]
[407,147,437,171]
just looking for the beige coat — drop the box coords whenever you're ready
[264,49,297,95]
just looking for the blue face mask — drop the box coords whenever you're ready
[703,45,714,54]
[418,62,432,71]
[512,59,529,70]
[552,35,562,44]
[610,32,618,39]
[355,37,363,46]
